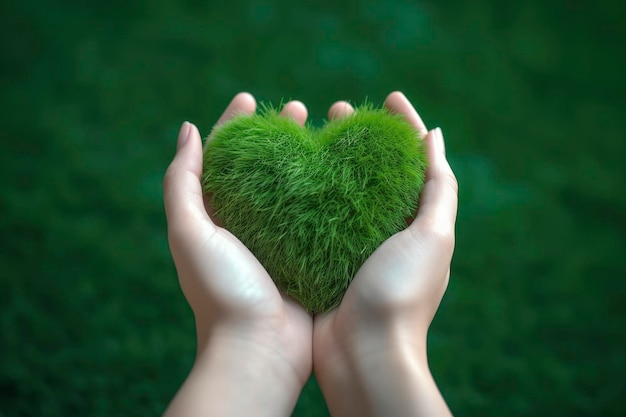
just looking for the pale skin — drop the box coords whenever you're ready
[162,91,457,416]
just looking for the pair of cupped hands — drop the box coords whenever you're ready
[162,91,457,416]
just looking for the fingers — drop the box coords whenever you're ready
[411,128,458,235]
[384,91,428,136]
[384,91,457,232]
[205,92,257,150]
[167,92,256,238]
[280,100,308,126]
[216,92,257,126]
[163,122,214,235]
[328,101,355,120]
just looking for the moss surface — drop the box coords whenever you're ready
[202,106,427,312]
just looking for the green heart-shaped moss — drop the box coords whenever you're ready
[202,105,427,313]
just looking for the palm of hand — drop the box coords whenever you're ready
[165,91,457,392]
[164,94,313,385]
[312,93,457,375]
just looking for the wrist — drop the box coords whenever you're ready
[315,324,450,417]
[201,334,305,415]
[165,324,307,417]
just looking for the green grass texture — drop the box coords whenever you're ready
[202,106,427,312]
[3,1,625,415]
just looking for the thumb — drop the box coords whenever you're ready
[163,122,213,235]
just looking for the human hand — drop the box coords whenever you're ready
[313,92,458,416]
[162,93,312,416]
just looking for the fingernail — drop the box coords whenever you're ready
[177,121,191,151]
[435,127,445,155]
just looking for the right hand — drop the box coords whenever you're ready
[313,91,458,417]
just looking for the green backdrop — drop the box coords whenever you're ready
[1,0,624,415]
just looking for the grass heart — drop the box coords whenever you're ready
[201,105,427,313]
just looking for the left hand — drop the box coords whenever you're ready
[162,93,312,416]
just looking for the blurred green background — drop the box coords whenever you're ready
[1,0,624,415]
